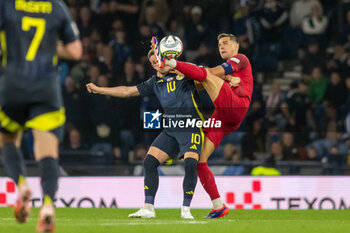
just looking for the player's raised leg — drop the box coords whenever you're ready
[181,152,199,219]
[198,137,229,218]
[128,146,169,218]
[164,60,228,104]
[33,129,60,233]
[201,69,226,102]
[153,35,231,103]
[0,131,32,223]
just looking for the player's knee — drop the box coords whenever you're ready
[184,157,198,174]
[143,155,160,170]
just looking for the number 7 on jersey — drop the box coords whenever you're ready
[22,16,46,61]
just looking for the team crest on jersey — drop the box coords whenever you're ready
[166,77,174,82]
[176,75,185,80]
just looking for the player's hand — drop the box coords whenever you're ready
[194,80,204,90]
[86,83,100,94]
[227,76,241,87]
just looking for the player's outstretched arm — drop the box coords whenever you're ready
[57,40,83,60]
[86,83,140,98]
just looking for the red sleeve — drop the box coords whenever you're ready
[227,54,249,72]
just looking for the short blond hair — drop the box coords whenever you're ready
[217,33,239,44]
[147,49,155,59]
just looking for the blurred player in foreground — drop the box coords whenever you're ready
[154,33,253,218]
[86,48,202,219]
[0,0,82,231]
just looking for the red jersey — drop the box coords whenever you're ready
[225,53,253,101]
[173,53,253,148]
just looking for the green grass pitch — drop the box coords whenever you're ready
[0,208,349,233]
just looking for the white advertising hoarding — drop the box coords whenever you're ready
[0,177,349,209]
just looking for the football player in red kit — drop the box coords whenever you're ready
[153,33,253,218]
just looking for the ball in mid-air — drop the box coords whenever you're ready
[159,35,183,59]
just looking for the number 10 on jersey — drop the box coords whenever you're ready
[191,133,200,144]
[166,81,176,93]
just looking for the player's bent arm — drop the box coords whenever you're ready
[57,40,82,60]
[86,83,140,98]
[206,65,227,80]
[207,54,249,81]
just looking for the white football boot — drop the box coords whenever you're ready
[181,206,194,219]
[128,204,156,218]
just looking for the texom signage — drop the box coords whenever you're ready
[1,177,349,209]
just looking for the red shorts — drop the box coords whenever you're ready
[205,82,250,148]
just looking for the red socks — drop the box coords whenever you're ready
[197,162,220,200]
[175,61,207,82]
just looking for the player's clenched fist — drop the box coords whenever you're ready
[86,83,100,94]
[226,76,241,87]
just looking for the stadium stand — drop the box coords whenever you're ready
[1,0,349,175]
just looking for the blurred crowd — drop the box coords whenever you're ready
[17,0,350,171]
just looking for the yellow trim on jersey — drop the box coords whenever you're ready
[52,55,58,66]
[25,107,66,131]
[191,92,205,122]
[0,107,23,133]
[199,127,204,147]
[0,31,7,67]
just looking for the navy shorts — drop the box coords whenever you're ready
[151,129,203,159]
[0,102,65,141]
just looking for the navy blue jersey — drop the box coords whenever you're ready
[137,73,203,122]
[0,0,79,103]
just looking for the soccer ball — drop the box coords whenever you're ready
[159,35,183,59]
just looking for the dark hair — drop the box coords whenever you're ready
[217,33,239,44]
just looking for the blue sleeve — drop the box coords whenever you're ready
[220,62,234,75]
[136,77,155,97]
[57,0,80,44]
